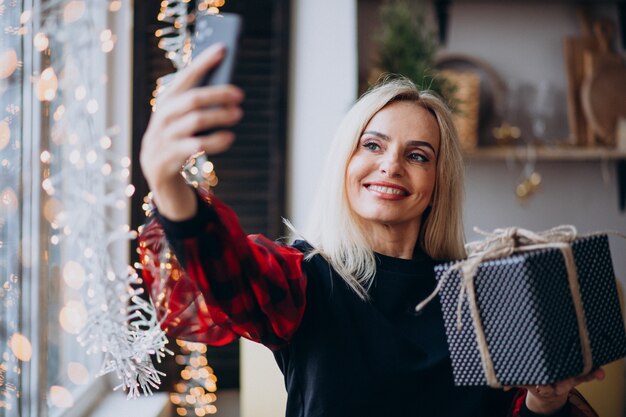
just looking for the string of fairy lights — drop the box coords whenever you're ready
[0,0,228,414]
[149,1,225,415]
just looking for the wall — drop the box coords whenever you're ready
[240,1,358,416]
[441,2,625,290]
[445,5,625,415]
[242,2,626,416]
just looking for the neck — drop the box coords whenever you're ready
[364,222,421,260]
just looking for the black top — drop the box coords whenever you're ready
[155,198,572,417]
[274,241,557,417]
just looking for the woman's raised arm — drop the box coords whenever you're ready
[139,43,244,221]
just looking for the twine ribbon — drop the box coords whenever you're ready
[415,225,594,388]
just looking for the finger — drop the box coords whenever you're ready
[162,85,244,122]
[165,106,243,139]
[592,367,606,381]
[175,131,235,158]
[167,43,226,95]
[195,130,236,155]
[573,368,605,386]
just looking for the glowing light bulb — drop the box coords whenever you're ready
[8,333,32,361]
[109,0,121,11]
[121,156,131,167]
[100,29,112,42]
[63,261,85,289]
[36,67,58,102]
[59,301,88,334]
[43,198,62,223]
[125,184,135,197]
[86,99,98,114]
[69,150,81,165]
[99,135,112,149]
[53,105,65,121]
[74,85,86,101]
[40,150,51,163]
[42,178,54,195]
[0,120,10,150]
[86,150,97,164]
[1,188,18,213]
[33,32,49,51]
[101,163,112,176]
[49,386,74,408]
[201,161,214,174]
[63,0,85,23]
[0,49,18,79]
[68,362,90,385]
[20,10,32,24]
[102,40,114,53]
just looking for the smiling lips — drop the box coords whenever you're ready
[364,182,410,200]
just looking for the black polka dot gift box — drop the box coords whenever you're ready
[430,226,626,387]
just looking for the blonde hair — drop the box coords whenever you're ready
[300,77,465,299]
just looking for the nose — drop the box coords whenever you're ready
[379,152,403,177]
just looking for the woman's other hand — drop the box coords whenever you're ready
[504,368,605,415]
[140,43,244,220]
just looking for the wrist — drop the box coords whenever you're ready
[151,175,198,221]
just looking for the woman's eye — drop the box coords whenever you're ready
[363,142,380,151]
[408,152,429,162]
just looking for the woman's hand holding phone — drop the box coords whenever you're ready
[139,43,244,221]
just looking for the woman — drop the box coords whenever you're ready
[139,44,603,416]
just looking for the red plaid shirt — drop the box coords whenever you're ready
[138,189,597,417]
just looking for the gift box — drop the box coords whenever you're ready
[434,230,626,387]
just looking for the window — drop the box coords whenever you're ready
[0,2,132,416]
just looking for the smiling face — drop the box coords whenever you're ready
[345,100,440,238]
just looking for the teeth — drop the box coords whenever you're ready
[368,185,405,195]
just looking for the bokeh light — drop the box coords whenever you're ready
[63,0,85,23]
[33,32,49,51]
[63,261,85,289]
[67,362,90,385]
[8,333,32,362]
[49,386,74,408]
[59,301,88,334]
[0,119,10,150]
[36,67,58,102]
[0,49,18,79]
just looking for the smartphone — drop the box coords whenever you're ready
[192,12,243,88]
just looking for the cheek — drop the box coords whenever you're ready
[426,172,437,203]
[346,156,366,187]
[415,170,437,202]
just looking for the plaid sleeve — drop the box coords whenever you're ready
[138,188,307,350]
[509,389,598,417]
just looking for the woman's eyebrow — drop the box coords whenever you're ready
[362,130,437,154]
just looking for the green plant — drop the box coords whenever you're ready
[373,0,451,100]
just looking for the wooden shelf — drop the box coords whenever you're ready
[463,146,626,162]
[464,145,626,211]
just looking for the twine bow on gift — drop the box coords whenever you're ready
[415,225,593,388]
